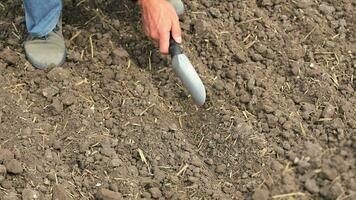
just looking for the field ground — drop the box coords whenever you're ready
[0,0,355,199]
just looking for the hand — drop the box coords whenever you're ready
[139,0,182,54]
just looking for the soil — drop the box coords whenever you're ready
[0,0,355,199]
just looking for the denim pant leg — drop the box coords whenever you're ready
[23,0,62,37]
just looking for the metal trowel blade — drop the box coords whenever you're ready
[172,54,206,106]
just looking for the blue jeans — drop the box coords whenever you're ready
[23,0,62,37]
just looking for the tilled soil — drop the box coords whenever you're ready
[0,0,355,199]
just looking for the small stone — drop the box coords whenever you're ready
[0,48,18,65]
[252,188,269,200]
[48,98,64,115]
[295,0,313,8]
[22,189,40,200]
[193,19,211,37]
[112,48,129,65]
[320,183,343,200]
[42,86,59,99]
[100,147,116,157]
[23,127,32,135]
[112,48,129,58]
[47,67,70,82]
[205,158,214,165]
[135,84,145,95]
[321,166,338,180]
[53,140,63,150]
[304,142,322,158]
[0,175,5,182]
[209,7,221,18]
[290,63,300,76]
[3,192,19,200]
[305,179,319,193]
[111,158,121,167]
[233,11,240,21]
[0,164,7,175]
[215,164,227,174]
[102,69,115,80]
[61,93,76,106]
[44,149,53,161]
[53,184,69,200]
[5,159,23,174]
[1,179,13,189]
[301,102,315,119]
[319,3,335,15]
[169,123,178,132]
[109,183,119,192]
[321,104,335,118]
[96,188,122,200]
[0,149,15,162]
[149,187,162,199]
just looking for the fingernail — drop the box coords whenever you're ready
[176,36,182,43]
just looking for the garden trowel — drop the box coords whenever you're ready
[169,37,206,106]
[167,0,206,106]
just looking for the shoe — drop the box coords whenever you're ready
[24,18,66,69]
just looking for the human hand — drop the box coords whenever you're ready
[139,0,182,54]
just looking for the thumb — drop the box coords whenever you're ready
[171,16,182,43]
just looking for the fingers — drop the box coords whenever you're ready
[159,13,181,54]
[171,15,182,44]
[159,30,170,54]
[141,1,183,54]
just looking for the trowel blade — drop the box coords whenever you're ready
[172,54,206,106]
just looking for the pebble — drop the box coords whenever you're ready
[301,102,315,119]
[0,149,15,162]
[215,164,227,174]
[5,159,23,174]
[47,67,70,82]
[3,192,19,200]
[1,179,13,189]
[304,142,322,158]
[22,189,40,200]
[102,68,115,80]
[209,7,221,18]
[111,158,121,167]
[97,188,122,200]
[0,164,7,175]
[149,187,162,199]
[252,188,269,200]
[319,3,335,15]
[61,93,76,106]
[45,149,53,161]
[23,127,32,135]
[304,179,319,193]
[101,147,116,157]
[193,19,211,36]
[48,99,64,115]
[295,0,313,8]
[321,104,335,118]
[0,48,18,65]
[42,86,59,99]
[320,182,343,200]
[321,166,338,180]
[53,184,69,200]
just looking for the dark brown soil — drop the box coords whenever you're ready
[0,0,355,199]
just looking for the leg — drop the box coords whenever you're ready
[23,0,62,37]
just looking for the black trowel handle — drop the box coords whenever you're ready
[169,34,182,58]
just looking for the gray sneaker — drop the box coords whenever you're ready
[24,18,66,69]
